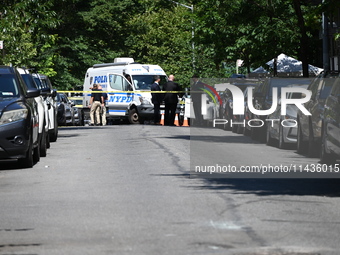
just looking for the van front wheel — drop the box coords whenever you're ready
[128,108,143,124]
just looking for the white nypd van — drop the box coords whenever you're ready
[83,58,167,124]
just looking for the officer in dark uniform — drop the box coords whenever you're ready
[163,74,180,126]
[151,75,162,125]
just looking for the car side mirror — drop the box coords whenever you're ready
[26,88,40,98]
[52,89,57,98]
[41,87,50,96]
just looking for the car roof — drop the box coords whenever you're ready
[0,65,15,74]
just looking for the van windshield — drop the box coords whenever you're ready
[131,75,167,90]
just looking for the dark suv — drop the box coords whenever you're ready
[297,71,338,157]
[250,77,312,142]
[320,77,340,164]
[0,66,40,167]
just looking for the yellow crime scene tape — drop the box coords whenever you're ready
[57,90,190,93]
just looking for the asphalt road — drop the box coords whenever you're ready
[1,124,340,255]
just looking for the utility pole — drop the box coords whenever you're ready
[0,12,4,64]
[0,41,4,64]
[322,0,330,72]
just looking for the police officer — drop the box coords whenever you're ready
[151,75,162,125]
[89,84,104,126]
[98,85,107,126]
[163,74,180,126]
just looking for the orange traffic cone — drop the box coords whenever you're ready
[182,117,189,127]
[160,113,164,126]
[174,114,179,126]
[175,114,189,127]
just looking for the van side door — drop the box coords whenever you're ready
[106,73,133,117]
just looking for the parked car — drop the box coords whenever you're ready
[68,96,84,126]
[297,71,339,157]
[220,79,260,133]
[320,77,340,164]
[266,84,308,149]
[243,87,255,136]
[56,93,73,126]
[249,77,312,142]
[18,68,49,157]
[33,73,58,142]
[71,103,83,126]
[0,66,40,167]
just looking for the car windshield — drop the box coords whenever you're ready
[69,98,82,105]
[131,75,167,90]
[0,74,20,98]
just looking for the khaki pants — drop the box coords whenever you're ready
[90,101,102,124]
[101,105,107,126]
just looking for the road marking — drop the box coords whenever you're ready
[209,220,242,230]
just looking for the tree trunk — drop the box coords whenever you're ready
[292,0,309,77]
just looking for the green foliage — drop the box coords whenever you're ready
[0,0,57,67]
[0,0,333,88]
[127,1,194,86]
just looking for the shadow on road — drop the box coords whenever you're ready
[0,160,26,171]
[191,178,340,197]
[162,134,262,144]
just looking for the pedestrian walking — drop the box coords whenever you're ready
[151,75,162,125]
[89,84,104,126]
[163,74,180,126]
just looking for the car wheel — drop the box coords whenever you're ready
[278,125,287,149]
[79,110,85,126]
[33,140,40,163]
[128,108,142,124]
[320,125,336,165]
[266,125,275,146]
[243,125,250,136]
[232,122,238,133]
[18,137,34,168]
[46,131,50,149]
[58,104,66,126]
[40,127,47,157]
[224,117,232,131]
[259,124,267,143]
[307,124,318,158]
[49,114,58,142]
[250,126,258,140]
[237,124,244,134]
[297,121,307,154]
